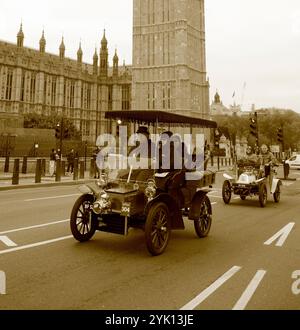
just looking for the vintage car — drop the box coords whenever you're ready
[70,110,217,256]
[222,160,282,208]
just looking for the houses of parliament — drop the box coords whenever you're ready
[0,25,132,142]
[1,0,211,145]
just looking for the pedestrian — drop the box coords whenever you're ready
[67,149,75,174]
[49,149,56,177]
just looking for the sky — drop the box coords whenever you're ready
[0,0,299,113]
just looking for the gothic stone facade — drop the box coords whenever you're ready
[0,27,132,143]
[132,0,210,119]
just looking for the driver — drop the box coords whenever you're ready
[258,144,279,184]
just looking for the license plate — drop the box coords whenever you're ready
[121,202,131,216]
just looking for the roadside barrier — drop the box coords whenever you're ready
[35,159,42,184]
[73,159,79,181]
[41,159,46,177]
[55,160,61,182]
[22,156,27,174]
[80,161,85,179]
[61,161,66,177]
[12,159,20,185]
[4,156,9,173]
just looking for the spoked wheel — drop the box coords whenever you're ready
[194,196,212,238]
[259,184,268,208]
[222,180,232,204]
[273,184,281,203]
[145,203,171,256]
[70,194,97,242]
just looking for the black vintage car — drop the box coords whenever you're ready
[70,110,217,256]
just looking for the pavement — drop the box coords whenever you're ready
[0,171,95,191]
[0,165,298,191]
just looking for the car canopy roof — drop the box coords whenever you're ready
[105,110,217,128]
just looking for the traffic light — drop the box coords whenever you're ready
[55,124,61,139]
[277,128,283,144]
[249,113,258,141]
[63,128,69,139]
[214,128,220,148]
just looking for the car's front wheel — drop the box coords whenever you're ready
[259,184,268,208]
[70,194,97,242]
[273,184,281,203]
[145,203,171,256]
[222,180,232,204]
[194,196,212,238]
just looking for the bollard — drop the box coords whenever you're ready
[12,159,20,185]
[55,160,61,182]
[35,159,42,184]
[22,156,28,174]
[61,161,66,177]
[284,161,290,180]
[80,161,85,179]
[4,156,9,173]
[41,159,46,177]
[73,159,79,181]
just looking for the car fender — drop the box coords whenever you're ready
[271,179,282,194]
[78,184,98,196]
[145,193,184,230]
[223,173,234,180]
[188,190,212,221]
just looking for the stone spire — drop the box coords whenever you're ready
[17,23,24,48]
[39,30,46,53]
[113,49,119,77]
[77,42,83,63]
[93,47,98,76]
[100,30,108,77]
[59,37,65,59]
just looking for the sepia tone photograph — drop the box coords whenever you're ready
[0,0,300,315]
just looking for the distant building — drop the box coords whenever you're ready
[210,91,243,117]
[0,25,132,142]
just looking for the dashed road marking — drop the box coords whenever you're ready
[233,270,267,310]
[0,219,69,235]
[24,194,80,202]
[264,222,295,247]
[0,236,17,247]
[0,236,73,255]
[180,266,242,310]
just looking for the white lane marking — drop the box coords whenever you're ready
[0,236,73,255]
[180,266,242,310]
[0,219,69,235]
[264,222,295,247]
[0,236,17,247]
[233,270,267,310]
[24,194,80,202]
[207,195,222,199]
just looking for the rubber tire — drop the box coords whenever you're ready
[273,185,281,203]
[145,202,171,256]
[222,180,232,204]
[194,196,212,238]
[70,194,97,242]
[259,184,268,208]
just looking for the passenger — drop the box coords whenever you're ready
[244,146,258,164]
